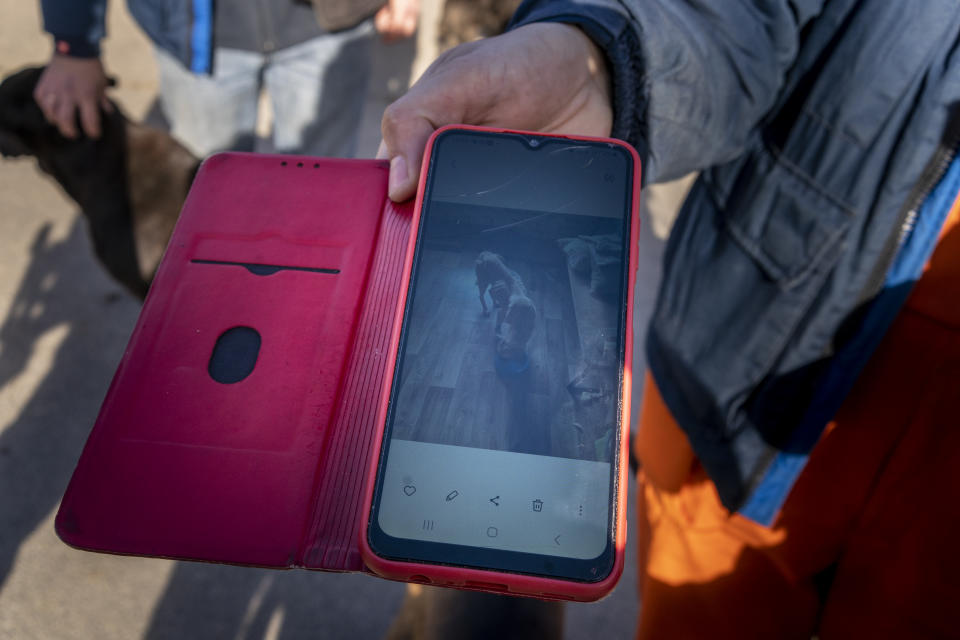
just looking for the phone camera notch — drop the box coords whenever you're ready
[527,137,541,148]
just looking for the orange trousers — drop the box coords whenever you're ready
[634,204,960,639]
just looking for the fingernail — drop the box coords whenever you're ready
[389,155,408,196]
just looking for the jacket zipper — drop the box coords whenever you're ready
[861,104,960,301]
[257,0,277,54]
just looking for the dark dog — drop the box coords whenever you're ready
[0,66,198,299]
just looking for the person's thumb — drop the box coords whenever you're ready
[380,103,436,202]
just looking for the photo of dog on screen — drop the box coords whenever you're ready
[474,251,537,361]
[391,202,625,463]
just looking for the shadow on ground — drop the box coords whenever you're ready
[0,216,406,638]
[0,218,140,587]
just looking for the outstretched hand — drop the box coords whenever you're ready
[34,54,112,139]
[377,23,613,202]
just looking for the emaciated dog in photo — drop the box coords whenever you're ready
[474,251,524,316]
[474,250,537,358]
[496,292,536,359]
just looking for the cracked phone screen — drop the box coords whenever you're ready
[370,129,633,580]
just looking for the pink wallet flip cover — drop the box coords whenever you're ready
[56,152,413,572]
[58,131,641,601]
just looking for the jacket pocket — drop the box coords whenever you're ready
[716,150,854,291]
[649,149,854,443]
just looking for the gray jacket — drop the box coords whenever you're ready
[512,0,960,518]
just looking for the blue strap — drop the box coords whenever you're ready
[740,155,960,525]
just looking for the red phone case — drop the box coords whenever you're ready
[359,126,642,601]
[57,128,641,602]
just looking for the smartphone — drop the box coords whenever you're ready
[362,126,640,600]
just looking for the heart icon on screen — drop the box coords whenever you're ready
[403,485,416,496]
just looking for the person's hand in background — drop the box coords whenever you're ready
[34,54,112,139]
[377,22,612,202]
[375,0,421,43]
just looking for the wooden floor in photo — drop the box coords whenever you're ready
[391,247,605,461]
